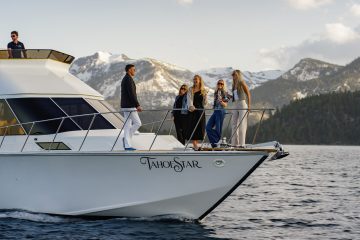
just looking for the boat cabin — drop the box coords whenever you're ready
[0,49,183,152]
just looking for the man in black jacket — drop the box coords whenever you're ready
[121,64,142,150]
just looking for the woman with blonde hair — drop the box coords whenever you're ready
[187,74,208,150]
[206,79,229,148]
[231,70,251,147]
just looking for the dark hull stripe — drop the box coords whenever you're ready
[197,155,268,221]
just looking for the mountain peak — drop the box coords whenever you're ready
[90,52,133,64]
[94,51,112,63]
[282,58,343,81]
[345,57,360,69]
[298,58,325,64]
[121,54,131,61]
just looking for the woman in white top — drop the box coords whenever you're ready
[231,70,251,147]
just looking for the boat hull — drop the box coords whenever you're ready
[0,151,268,220]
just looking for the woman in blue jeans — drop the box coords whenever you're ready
[206,79,229,148]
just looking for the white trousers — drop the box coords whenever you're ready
[231,100,248,146]
[123,108,142,148]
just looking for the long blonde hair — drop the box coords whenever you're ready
[232,70,244,92]
[192,74,207,96]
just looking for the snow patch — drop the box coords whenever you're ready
[76,71,92,82]
[335,83,351,92]
[149,58,188,72]
[198,68,283,90]
[96,51,112,64]
[293,91,307,100]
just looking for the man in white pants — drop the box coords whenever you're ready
[121,64,142,150]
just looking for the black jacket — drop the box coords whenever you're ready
[121,74,140,108]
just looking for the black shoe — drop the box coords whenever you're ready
[124,147,137,151]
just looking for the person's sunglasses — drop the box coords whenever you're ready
[11,35,16,38]
[217,82,224,85]
[180,87,186,90]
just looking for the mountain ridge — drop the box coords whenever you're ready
[70,52,283,109]
[70,52,360,111]
[251,57,360,108]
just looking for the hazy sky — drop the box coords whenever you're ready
[1,0,359,71]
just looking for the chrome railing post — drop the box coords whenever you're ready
[169,122,174,135]
[49,117,65,151]
[0,126,9,150]
[226,111,233,141]
[200,109,210,149]
[149,110,170,151]
[21,122,35,152]
[184,109,205,151]
[78,114,97,151]
[150,122,155,133]
[252,109,266,145]
[110,110,131,151]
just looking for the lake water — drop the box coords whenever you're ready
[0,145,359,239]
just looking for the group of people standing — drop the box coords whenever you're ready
[120,64,251,151]
[5,30,250,151]
[172,70,251,150]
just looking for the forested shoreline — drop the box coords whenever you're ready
[247,91,360,145]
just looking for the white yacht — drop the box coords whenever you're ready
[0,49,288,221]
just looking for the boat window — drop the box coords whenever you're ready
[0,99,25,135]
[7,98,80,135]
[85,99,124,129]
[52,98,115,130]
[36,142,71,150]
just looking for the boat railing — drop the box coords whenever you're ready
[0,49,75,64]
[0,108,274,152]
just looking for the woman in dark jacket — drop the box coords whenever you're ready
[172,84,189,145]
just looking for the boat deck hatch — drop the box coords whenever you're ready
[36,142,71,150]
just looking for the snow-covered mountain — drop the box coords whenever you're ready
[197,67,283,90]
[70,52,360,115]
[252,57,360,108]
[282,58,341,82]
[70,52,193,109]
[70,52,282,109]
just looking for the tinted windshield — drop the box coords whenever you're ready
[6,97,116,135]
[7,98,79,134]
[85,99,124,129]
[0,99,25,135]
[53,98,115,130]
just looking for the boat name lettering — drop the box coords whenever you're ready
[140,157,202,172]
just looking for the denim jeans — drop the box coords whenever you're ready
[206,109,225,147]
